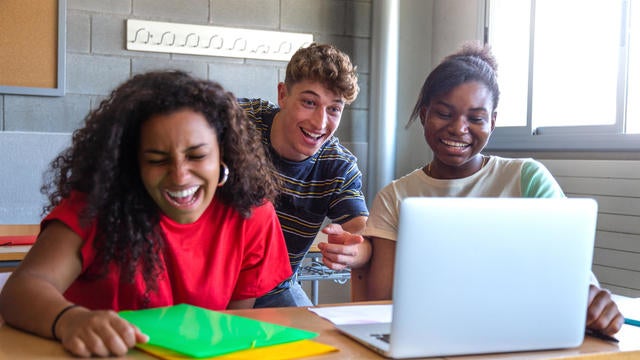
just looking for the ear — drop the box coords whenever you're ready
[490,111,497,132]
[419,106,429,126]
[277,82,288,108]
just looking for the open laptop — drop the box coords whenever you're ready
[337,197,598,359]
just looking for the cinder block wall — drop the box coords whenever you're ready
[0,0,372,304]
[0,0,371,221]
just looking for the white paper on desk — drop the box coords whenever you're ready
[612,294,640,321]
[308,304,392,325]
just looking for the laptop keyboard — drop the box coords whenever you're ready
[372,333,390,343]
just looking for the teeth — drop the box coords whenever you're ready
[301,128,323,140]
[442,139,468,147]
[167,186,198,198]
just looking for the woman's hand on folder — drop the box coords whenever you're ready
[57,308,149,357]
[586,284,624,336]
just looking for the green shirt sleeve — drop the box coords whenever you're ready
[520,160,566,198]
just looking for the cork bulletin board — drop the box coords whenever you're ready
[0,0,66,96]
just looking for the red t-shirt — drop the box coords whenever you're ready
[43,192,292,311]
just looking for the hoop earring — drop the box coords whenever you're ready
[218,162,229,187]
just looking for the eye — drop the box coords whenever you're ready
[468,113,488,123]
[435,111,452,119]
[145,157,168,165]
[302,99,315,108]
[328,105,343,116]
[186,153,207,161]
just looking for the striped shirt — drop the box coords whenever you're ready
[238,98,369,291]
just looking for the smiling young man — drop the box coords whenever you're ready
[238,43,370,307]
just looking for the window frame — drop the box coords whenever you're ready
[484,0,640,151]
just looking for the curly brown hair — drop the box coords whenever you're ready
[285,43,360,104]
[41,70,280,294]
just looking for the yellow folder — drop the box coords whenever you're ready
[137,340,337,360]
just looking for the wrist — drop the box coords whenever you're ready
[355,238,372,268]
[51,304,79,341]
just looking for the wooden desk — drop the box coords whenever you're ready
[0,245,31,272]
[0,245,31,262]
[0,224,38,271]
[1,302,639,359]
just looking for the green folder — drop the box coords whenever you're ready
[119,304,317,358]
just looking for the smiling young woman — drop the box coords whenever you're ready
[337,42,624,338]
[0,71,292,357]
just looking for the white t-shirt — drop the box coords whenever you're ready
[364,156,565,242]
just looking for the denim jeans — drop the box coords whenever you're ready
[253,281,313,308]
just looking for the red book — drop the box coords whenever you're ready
[0,235,37,246]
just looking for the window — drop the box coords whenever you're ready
[485,0,640,151]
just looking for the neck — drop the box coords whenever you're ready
[269,112,287,157]
[426,155,488,179]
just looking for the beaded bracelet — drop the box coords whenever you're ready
[51,304,78,341]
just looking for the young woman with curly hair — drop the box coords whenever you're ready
[0,71,292,357]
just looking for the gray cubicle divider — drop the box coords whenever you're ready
[0,132,71,224]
